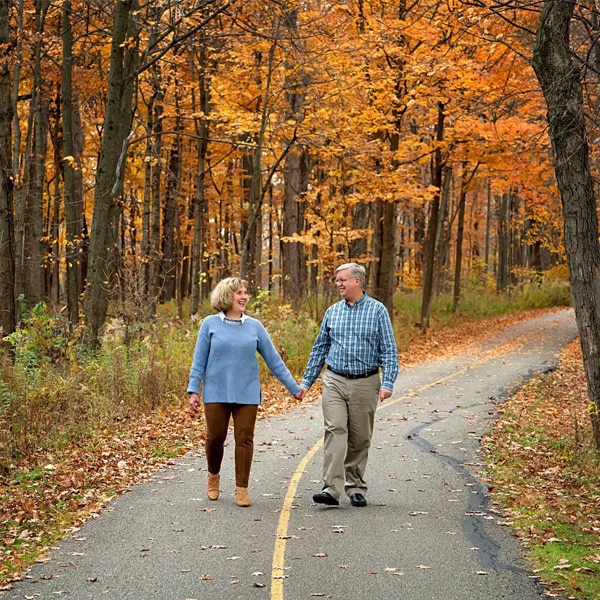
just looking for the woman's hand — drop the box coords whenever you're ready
[189,392,201,412]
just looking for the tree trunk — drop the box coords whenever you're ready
[22,1,50,306]
[435,172,450,292]
[350,201,370,261]
[420,101,446,329]
[240,43,277,292]
[48,96,61,305]
[484,180,491,274]
[83,0,139,346]
[161,133,182,303]
[453,167,467,311]
[190,46,211,316]
[532,0,600,446]
[372,199,397,314]
[146,68,164,318]
[453,162,479,311]
[496,191,511,293]
[281,6,308,307]
[434,167,453,293]
[14,105,32,304]
[62,0,84,325]
[282,146,308,307]
[11,0,23,178]
[240,141,259,289]
[0,0,15,338]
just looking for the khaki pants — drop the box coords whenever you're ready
[320,369,380,499]
[203,403,258,488]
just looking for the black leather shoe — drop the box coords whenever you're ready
[313,491,339,506]
[349,493,367,507]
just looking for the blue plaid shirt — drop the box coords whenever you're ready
[301,293,399,391]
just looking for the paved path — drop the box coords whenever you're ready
[2,309,578,600]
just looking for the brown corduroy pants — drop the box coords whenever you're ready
[203,403,258,488]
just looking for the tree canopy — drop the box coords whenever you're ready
[0,0,576,344]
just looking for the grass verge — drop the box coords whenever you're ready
[484,341,600,600]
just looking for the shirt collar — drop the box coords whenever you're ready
[218,311,248,323]
[345,292,367,307]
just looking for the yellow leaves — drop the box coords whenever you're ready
[62,156,79,170]
[333,3,353,16]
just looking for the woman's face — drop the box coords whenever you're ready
[231,286,248,313]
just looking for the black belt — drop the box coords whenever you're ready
[327,366,379,380]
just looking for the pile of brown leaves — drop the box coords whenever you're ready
[486,339,600,547]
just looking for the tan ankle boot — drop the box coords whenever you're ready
[207,473,220,500]
[236,486,251,507]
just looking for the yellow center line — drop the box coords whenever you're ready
[270,341,520,599]
[271,436,323,598]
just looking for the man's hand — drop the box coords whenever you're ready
[189,392,201,412]
[378,388,393,402]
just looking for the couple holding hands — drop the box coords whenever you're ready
[187,263,399,508]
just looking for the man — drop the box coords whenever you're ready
[300,262,399,508]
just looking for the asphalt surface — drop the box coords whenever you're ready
[2,309,578,600]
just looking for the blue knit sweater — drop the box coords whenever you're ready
[187,313,301,404]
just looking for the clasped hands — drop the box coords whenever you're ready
[293,386,307,401]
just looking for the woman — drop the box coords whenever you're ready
[187,277,303,507]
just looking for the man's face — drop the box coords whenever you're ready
[335,269,361,301]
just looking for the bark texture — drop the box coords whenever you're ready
[0,0,15,337]
[83,0,139,346]
[532,0,600,445]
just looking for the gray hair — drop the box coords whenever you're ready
[336,262,366,288]
[210,277,248,312]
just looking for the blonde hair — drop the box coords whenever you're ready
[210,277,248,312]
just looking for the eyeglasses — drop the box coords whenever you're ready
[334,277,356,284]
